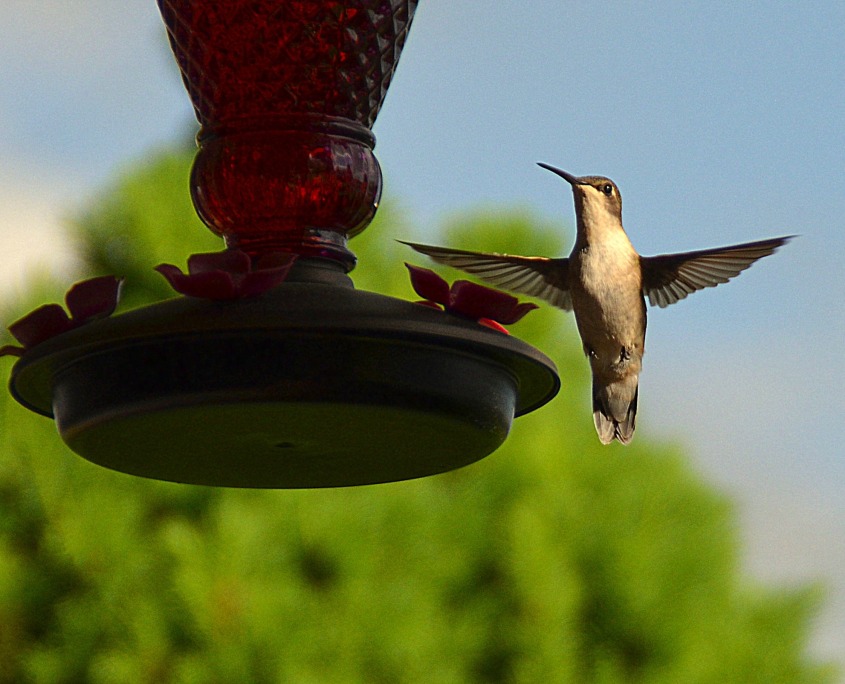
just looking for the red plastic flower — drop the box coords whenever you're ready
[155,250,297,301]
[0,275,123,358]
[405,263,537,334]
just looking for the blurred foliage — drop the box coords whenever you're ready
[0,149,837,683]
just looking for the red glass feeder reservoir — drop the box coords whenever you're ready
[7,0,559,487]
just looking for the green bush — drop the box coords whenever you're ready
[0,150,835,683]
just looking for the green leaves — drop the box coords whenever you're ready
[0,150,836,683]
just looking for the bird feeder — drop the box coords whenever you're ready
[4,0,559,487]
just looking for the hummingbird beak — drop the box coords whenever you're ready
[536,162,582,186]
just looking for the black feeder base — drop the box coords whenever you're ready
[10,260,560,488]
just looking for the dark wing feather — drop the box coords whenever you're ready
[400,241,572,310]
[641,236,793,308]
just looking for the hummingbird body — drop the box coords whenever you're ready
[402,163,792,444]
[570,230,645,443]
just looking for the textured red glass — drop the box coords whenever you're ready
[157,0,418,266]
[190,123,382,259]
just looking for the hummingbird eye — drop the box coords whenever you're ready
[601,183,613,196]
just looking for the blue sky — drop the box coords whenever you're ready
[1,1,844,665]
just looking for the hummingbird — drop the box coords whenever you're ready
[402,163,792,445]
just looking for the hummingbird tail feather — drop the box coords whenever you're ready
[592,377,638,445]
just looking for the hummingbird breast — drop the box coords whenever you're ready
[570,237,646,374]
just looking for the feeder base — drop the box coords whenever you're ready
[10,260,559,488]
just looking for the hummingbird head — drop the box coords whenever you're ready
[537,162,623,227]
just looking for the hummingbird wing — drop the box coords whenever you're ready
[400,241,573,310]
[640,236,793,308]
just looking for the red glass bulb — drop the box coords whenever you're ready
[157,0,418,267]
